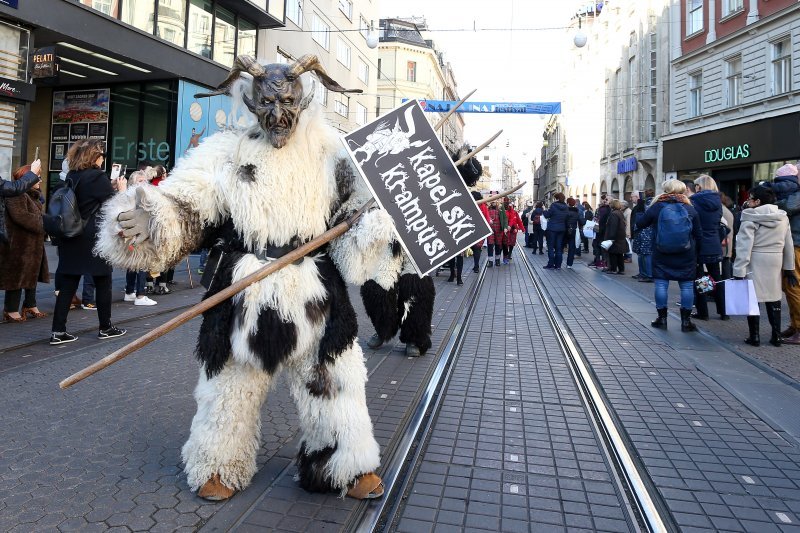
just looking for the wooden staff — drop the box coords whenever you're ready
[433,89,476,131]
[455,130,503,166]
[477,182,527,205]
[59,199,376,390]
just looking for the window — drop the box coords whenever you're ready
[377,58,382,79]
[688,70,702,117]
[338,0,352,20]
[314,83,328,106]
[725,56,742,107]
[722,0,743,17]
[237,19,257,57]
[312,14,330,49]
[157,0,185,46]
[358,59,369,84]
[356,103,367,125]
[360,16,369,39]
[187,0,213,58]
[214,6,236,67]
[286,0,303,27]
[336,39,351,68]
[81,0,119,17]
[649,32,657,141]
[122,0,155,34]
[334,98,348,117]
[687,0,703,36]
[407,61,416,82]
[772,39,792,95]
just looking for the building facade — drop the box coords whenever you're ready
[260,0,378,134]
[376,17,464,155]
[538,114,567,201]
[664,0,799,204]
[597,0,671,202]
[0,0,284,195]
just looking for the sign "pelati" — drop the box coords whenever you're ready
[705,144,750,164]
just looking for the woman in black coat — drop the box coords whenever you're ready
[690,175,726,320]
[637,179,703,332]
[50,140,128,344]
[602,199,628,274]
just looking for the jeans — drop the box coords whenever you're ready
[199,248,209,269]
[125,270,147,297]
[655,279,694,309]
[82,275,95,305]
[566,232,578,266]
[52,274,112,332]
[4,288,36,312]
[637,254,653,278]
[546,230,565,268]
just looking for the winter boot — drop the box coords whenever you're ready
[680,308,697,332]
[651,308,668,329]
[744,315,760,346]
[766,302,783,347]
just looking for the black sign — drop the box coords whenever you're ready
[32,47,57,79]
[344,100,492,276]
[69,123,88,142]
[51,124,69,142]
[88,123,107,139]
[663,112,800,171]
[0,76,35,102]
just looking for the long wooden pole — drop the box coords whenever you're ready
[477,182,527,205]
[455,130,503,166]
[59,199,376,390]
[433,89,476,131]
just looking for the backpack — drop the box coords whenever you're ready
[655,203,692,254]
[44,175,96,241]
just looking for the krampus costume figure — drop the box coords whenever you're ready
[361,146,482,357]
[96,55,393,501]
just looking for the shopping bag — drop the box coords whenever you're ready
[724,279,760,316]
[541,216,548,231]
[583,220,596,238]
[626,238,632,254]
[576,228,582,248]
[600,239,612,250]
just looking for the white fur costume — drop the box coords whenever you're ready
[96,95,394,495]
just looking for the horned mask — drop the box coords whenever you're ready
[196,55,362,149]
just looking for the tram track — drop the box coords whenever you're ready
[349,245,679,533]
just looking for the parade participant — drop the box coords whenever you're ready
[361,145,483,355]
[97,55,395,501]
[487,198,505,267]
[502,198,524,263]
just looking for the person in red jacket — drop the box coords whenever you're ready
[502,199,525,263]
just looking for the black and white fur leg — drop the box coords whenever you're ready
[398,274,435,355]
[181,361,272,493]
[360,279,399,343]
[288,342,380,495]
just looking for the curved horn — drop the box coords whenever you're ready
[288,54,363,94]
[195,55,266,98]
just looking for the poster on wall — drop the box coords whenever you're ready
[174,80,234,164]
[50,89,110,172]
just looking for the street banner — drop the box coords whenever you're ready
[343,100,492,276]
[406,99,561,114]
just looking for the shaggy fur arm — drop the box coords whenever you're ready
[95,185,204,272]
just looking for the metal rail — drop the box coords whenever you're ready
[351,261,488,533]
[517,246,677,533]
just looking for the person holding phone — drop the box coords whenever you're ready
[0,159,41,244]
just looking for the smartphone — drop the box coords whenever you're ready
[110,163,122,180]
[34,146,39,161]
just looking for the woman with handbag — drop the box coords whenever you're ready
[601,199,628,274]
[733,185,796,346]
[0,164,49,322]
[49,139,128,345]
[690,175,727,321]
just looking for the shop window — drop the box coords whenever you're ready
[237,19,257,57]
[286,0,303,27]
[771,38,791,96]
[79,0,120,18]
[122,0,156,34]
[407,61,416,82]
[725,55,742,107]
[688,70,702,118]
[687,0,703,36]
[214,7,236,68]
[312,14,330,50]
[187,0,214,59]
[157,0,186,47]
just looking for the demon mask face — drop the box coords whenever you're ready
[196,55,361,149]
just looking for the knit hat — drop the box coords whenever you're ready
[776,164,798,178]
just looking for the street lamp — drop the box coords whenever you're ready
[366,21,379,49]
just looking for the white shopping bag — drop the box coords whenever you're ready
[583,220,596,238]
[724,279,760,316]
[541,216,548,231]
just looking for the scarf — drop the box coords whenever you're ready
[655,193,691,205]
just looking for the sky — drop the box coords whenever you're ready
[378,0,584,186]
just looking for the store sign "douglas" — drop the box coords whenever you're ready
[705,144,750,164]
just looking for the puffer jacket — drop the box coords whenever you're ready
[771,175,800,202]
[777,190,800,248]
[0,172,41,243]
[543,201,569,232]
[637,194,703,281]
[690,189,723,263]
